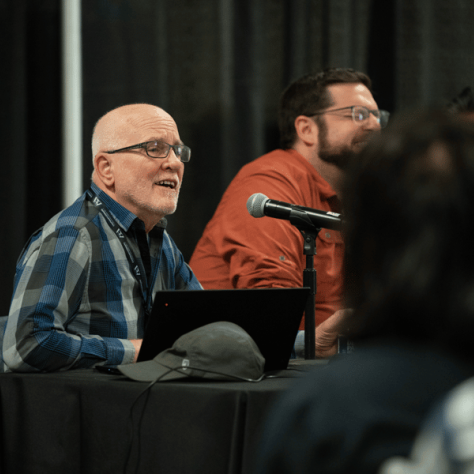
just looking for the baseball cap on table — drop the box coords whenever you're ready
[117,321,266,382]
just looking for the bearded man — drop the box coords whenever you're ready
[189,68,388,357]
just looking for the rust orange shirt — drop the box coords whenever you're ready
[189,149,344,329]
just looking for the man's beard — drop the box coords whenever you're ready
[317,118,361,170]
[319,144,356,171]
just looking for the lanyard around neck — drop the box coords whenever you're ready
[86,188,152,317]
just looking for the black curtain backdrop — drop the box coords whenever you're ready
[2,0,474,314]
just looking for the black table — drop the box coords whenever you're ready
[0,363,325,474]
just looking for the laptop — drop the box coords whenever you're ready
[137,287,310,373]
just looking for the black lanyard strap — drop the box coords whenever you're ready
[86,188,152,316]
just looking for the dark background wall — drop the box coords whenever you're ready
[1,0,474,314]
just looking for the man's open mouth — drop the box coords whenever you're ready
[157,180,177,189]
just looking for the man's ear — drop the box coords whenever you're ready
[94,153,115,187]
[294,115,319,147]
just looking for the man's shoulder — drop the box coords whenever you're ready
[41,193,101,238]
[240,148,312,176]
[228,148,319,195]
[15,194,101,267]
[248,148,300,165]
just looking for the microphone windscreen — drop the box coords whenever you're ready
[246,193,268,218]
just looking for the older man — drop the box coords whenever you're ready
[190,68,388,357]
[1,104,201,372]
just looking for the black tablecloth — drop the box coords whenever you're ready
[0,365,323,474]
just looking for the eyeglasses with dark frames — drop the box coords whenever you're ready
[308,106,390,129]
[105,140,191,162]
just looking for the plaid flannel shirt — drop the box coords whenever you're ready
[2,183,202,372]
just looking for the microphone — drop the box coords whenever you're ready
[246,193,343,231]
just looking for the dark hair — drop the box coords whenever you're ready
[278,67,372,149]
[447,87,474,114]
[343,109,474,358]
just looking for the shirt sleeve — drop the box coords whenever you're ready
[163,231,203,291]
[3,226,132,372]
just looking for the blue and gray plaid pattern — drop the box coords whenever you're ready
[2,183,202,372]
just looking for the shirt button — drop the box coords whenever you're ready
[325,232,331,239]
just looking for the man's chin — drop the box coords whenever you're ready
[319,149,356,171]
[143,198,178,220]
[352,141,367,152]
[152,190,179,216]
[155,203,178,217]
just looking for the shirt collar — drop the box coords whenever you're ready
[89,183,168,232]
[286,149,339,201]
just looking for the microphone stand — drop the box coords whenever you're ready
[289,210,321,360]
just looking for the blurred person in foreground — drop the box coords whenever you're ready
[1,103,201,373]
[190,68,388,357]
[253,109,474,474]
[447,86,474,118]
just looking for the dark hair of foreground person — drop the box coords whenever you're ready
[343,109,474,362]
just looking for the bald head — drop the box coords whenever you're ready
[91,104,175,165]
[90,103,185,231]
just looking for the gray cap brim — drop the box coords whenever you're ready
[117,359,189,382]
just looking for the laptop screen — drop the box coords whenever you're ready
[138,287,310,372]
